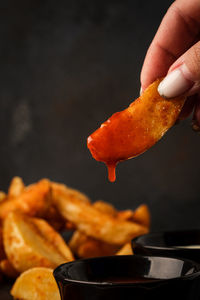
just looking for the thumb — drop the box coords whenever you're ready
[158,41,200,98]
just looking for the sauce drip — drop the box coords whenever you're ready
[107,164,116,183]
[87,79,185,182]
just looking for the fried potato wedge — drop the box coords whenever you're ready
[43,205,66,231]
[3,212,73,273]
[117,210,136,222]
[0,259,19,278]
[0,179,51,222]
[0,227,6,260]
[131,204,151,228]
[32,218,74,261]
[8,176,25,197]
[118,204,150,228]
[93,200,118,217]
[87,78,186,181]
[65,220,76,230]
[116,243,133,255]
[51,181,91,232]
[51,182,90,204]
[52,185,148,245]
[0,191,6,202]
[69,230,119,258]
[11,267,60,300]
[69,201,120,258]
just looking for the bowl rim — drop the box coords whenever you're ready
[132,229,200,252]
[53,254,200,287]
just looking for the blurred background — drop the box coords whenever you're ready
[0,0,200,231]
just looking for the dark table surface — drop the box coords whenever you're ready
[0,282,13,300]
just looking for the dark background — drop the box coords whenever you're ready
[0,0,200,232]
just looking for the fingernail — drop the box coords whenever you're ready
[158,64,194,98]
[140,87,143,96]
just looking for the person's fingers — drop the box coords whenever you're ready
[178,94,197,120]
[158,41,200,98]
[140,0,200,91]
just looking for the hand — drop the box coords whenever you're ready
[140,0,200,127]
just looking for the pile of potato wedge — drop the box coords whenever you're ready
[0,177,150,299]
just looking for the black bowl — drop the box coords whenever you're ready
[54,255,200,300]
[132,230,200,263]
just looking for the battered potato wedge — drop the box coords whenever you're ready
[87,78,186,181]
[3,212,74,273]
[52,185,148,245]
[116,243,133,255]
[0,179,51,222]
[11,267,60,300]
[8,176,25,197]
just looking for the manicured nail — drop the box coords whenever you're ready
[158,64,194,98]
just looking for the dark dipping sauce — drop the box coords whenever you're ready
[54,255,200,300]
[102,276,159,284]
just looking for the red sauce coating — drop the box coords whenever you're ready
[87,79,185,182]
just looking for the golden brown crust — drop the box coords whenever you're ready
[0,179,51,223]
[88,78,186,181]
[52,183,149,245]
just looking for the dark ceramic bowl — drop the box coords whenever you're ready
[54,255,200,300]
[132,230,200,263]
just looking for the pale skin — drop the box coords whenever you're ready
[140,0,200,127]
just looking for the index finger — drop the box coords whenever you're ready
[140,0,200,90]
